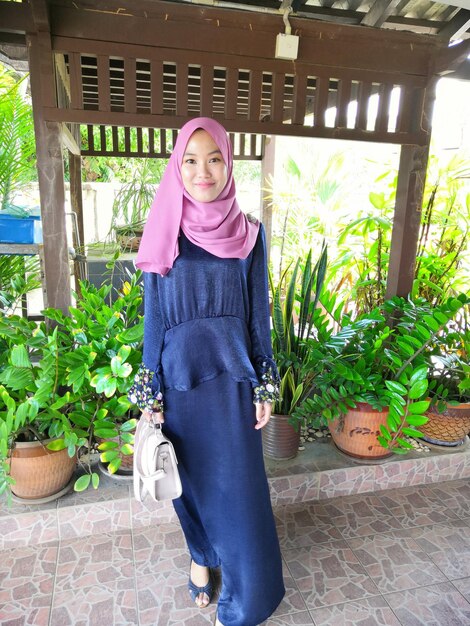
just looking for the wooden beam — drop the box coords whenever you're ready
[27,34,71,314]
[447,58,470,80]
[49,2,441,77]
[361,0,401,28]
[434,38,470,75]
[55,53,71,102]
[0,33,27,47]
[52,36,430,87]
[0,2,33,34]
[60,123,80,155]
[30,0,50,32]
[437,9,470,41]
[42,105,429,145]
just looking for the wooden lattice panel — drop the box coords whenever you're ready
[80,124,264,159]
[51,37,430,147]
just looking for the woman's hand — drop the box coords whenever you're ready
[254,402,272,430]
[141,408,165,424]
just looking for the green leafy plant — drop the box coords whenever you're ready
[265,152,347,280]
[293,292,469,454]
[0,263,144,497]
[427,303,470,411]
[267,148,469,315]
[333,189,393,314]
[0,255,41,315]
[328,154,469,312]
[0,68,36,212]
[109,159,161,242]
[412,155,470,306]
[269,242,327,416]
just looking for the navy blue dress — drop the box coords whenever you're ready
[131,225,285,626]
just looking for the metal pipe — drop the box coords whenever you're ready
[282,6,293,35]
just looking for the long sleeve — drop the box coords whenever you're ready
[247,224,280,404]
[128,272,166,412]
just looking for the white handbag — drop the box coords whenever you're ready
[133,417,182,502]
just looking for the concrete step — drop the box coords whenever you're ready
[1,438,469,551]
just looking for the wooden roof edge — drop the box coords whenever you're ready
[1,0,449,56]
[0,1,34,36]
[434,38,470,75]
[50,0,447,50]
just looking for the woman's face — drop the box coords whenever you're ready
[180,129,228,202]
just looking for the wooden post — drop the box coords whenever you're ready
[27,33,71,313]
[69,153,85,250]
[385,144,430,298]
[260,135,276,261]
[69,152,86,289]
[385,79,436,299]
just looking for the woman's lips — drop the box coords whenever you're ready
[195,182,214,188]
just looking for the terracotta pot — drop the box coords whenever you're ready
[262,414,300,460]
[8,439,76,500]
[328,402,393,460]
[421,402,470,446]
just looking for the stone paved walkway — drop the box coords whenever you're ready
[1,477,470,625]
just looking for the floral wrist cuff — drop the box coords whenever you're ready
[253,366,279,404]
[128,365,164,412]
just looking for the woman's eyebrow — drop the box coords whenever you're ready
[183,149,222,156]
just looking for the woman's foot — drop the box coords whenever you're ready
[188,560,213,608]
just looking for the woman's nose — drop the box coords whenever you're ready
[197,162,211,177]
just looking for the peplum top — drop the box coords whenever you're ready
[128,223,279,412]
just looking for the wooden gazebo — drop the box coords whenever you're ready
[1,0,469,312]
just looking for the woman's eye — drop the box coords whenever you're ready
[209,157,221,163]
[185,159,196,164]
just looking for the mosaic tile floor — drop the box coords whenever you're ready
[1,477,470,626]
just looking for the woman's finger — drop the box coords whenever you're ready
[141,409,153,422]
[254,403,271,430]
[254,413,270,430]
[141,409,165,423]
[155,411,165,424]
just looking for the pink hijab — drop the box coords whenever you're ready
[136,117,260,275]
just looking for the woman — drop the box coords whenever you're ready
[129,117,285,626]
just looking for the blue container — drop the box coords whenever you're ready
[0,214,40,244]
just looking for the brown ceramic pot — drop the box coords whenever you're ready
[262,414,300,460]
[8,439,76,500]
[328,402,393,460]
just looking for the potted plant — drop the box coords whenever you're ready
[0,315,80,502]
[422,305,470,446]
[0,262,144,501]
[42,266,144,491]
[293,293,469,458]
[110,159,160,251]
[262,243,327,460]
